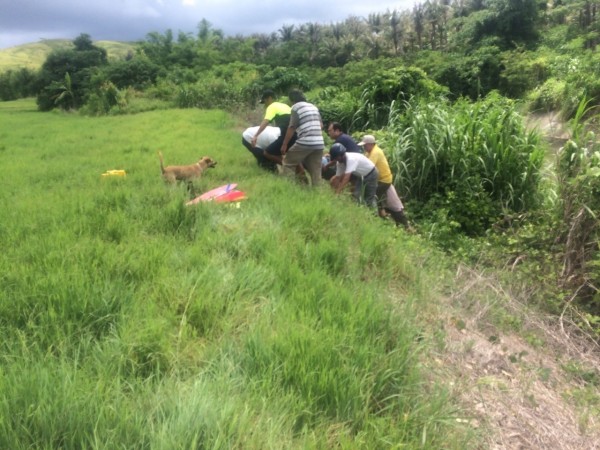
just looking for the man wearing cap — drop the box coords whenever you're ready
[250,89,296,167]
[329,142,378,208]
[360,134,411,229]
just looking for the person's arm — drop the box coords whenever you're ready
[335,172,352,194]
[329,175,339,189]
[251,119,270,147]
[280,125,296,155]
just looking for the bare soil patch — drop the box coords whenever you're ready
[437,264,600,449]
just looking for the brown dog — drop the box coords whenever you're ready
[158,152,217,185]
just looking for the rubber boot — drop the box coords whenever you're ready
[390,210,410,229]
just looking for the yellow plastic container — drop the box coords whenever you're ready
[101,170,127,177]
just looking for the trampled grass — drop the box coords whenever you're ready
[0,99,472,448]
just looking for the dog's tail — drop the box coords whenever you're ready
[158,151,165,174]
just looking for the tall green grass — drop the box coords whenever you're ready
[0,98,472,448]
[386,93,545,235]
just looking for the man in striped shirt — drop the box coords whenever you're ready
[280,90,324,187]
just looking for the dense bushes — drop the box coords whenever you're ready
[385,92,544,235]
[0,68,38,101]
[356,66,447,129]
[316,87,360,132]
[99,56,160,90]
[36,34,108,111]
[554,99,600,314]
[316,65,446,131]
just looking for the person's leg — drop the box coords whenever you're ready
[282,143,306,177]
[384,184,412,229]
[303,149,324,187]
[389,209,410,228]
[376,182,391,216]
[242,138,275,170]
[264,135,284,164]
[242,138,263,162]
[352,177,364,203]
[363,171,379,208]
[282,144,319,185]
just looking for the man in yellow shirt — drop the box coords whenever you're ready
[359,135,411,229]
[251,89,297,167]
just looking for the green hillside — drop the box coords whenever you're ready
[0,39,135,72]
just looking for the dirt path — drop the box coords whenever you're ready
[437,264,600,449]
[526,111,570,153]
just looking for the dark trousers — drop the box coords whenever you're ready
[264,130,297,160]
[242,138,276,171]
[376,181,392,210]
[353,168,379,208]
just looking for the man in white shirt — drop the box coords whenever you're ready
[329,143,378,208]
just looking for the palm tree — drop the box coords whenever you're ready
[278,25,295,42]
[386,9,405,55]
[252,33,273,58]
[299,22,322,63]
[52,72,74,110]
[413,4,425,50]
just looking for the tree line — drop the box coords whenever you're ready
[1,0,599,113]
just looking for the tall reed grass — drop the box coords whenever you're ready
[0,98,473,448]
[386,93,545,234]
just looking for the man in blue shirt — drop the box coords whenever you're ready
[327,122,362,153]
[322,122,361,179]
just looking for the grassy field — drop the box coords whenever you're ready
[0,39,135,71]
[0,99,472,448]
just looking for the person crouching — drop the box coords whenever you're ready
[329,143,378,208]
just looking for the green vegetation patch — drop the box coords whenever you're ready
[0,99,471,448]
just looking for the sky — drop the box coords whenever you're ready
[0,0,414,49]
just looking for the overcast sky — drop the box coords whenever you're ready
[0,0,415,49]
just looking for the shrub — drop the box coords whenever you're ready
[386,92,544,235]
[500,51,549,99]
[99,56,160,90]
[36,34,108,111]
[354,66,447,129]
[175,78,252,111]
[80,82,130,116]
[527,77,566,112]
[555,98,600,317]
[257,66,311,95]
[0,68,38,101]
[315,87,361,132]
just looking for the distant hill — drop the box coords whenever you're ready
[0,39,136,72]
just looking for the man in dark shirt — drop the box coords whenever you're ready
[322,122,361,179]
[327,122,362,153]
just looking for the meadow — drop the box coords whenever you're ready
[0,99,471,448]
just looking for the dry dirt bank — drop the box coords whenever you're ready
[435,264,600,449]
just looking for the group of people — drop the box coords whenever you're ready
[241,89,410,229]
